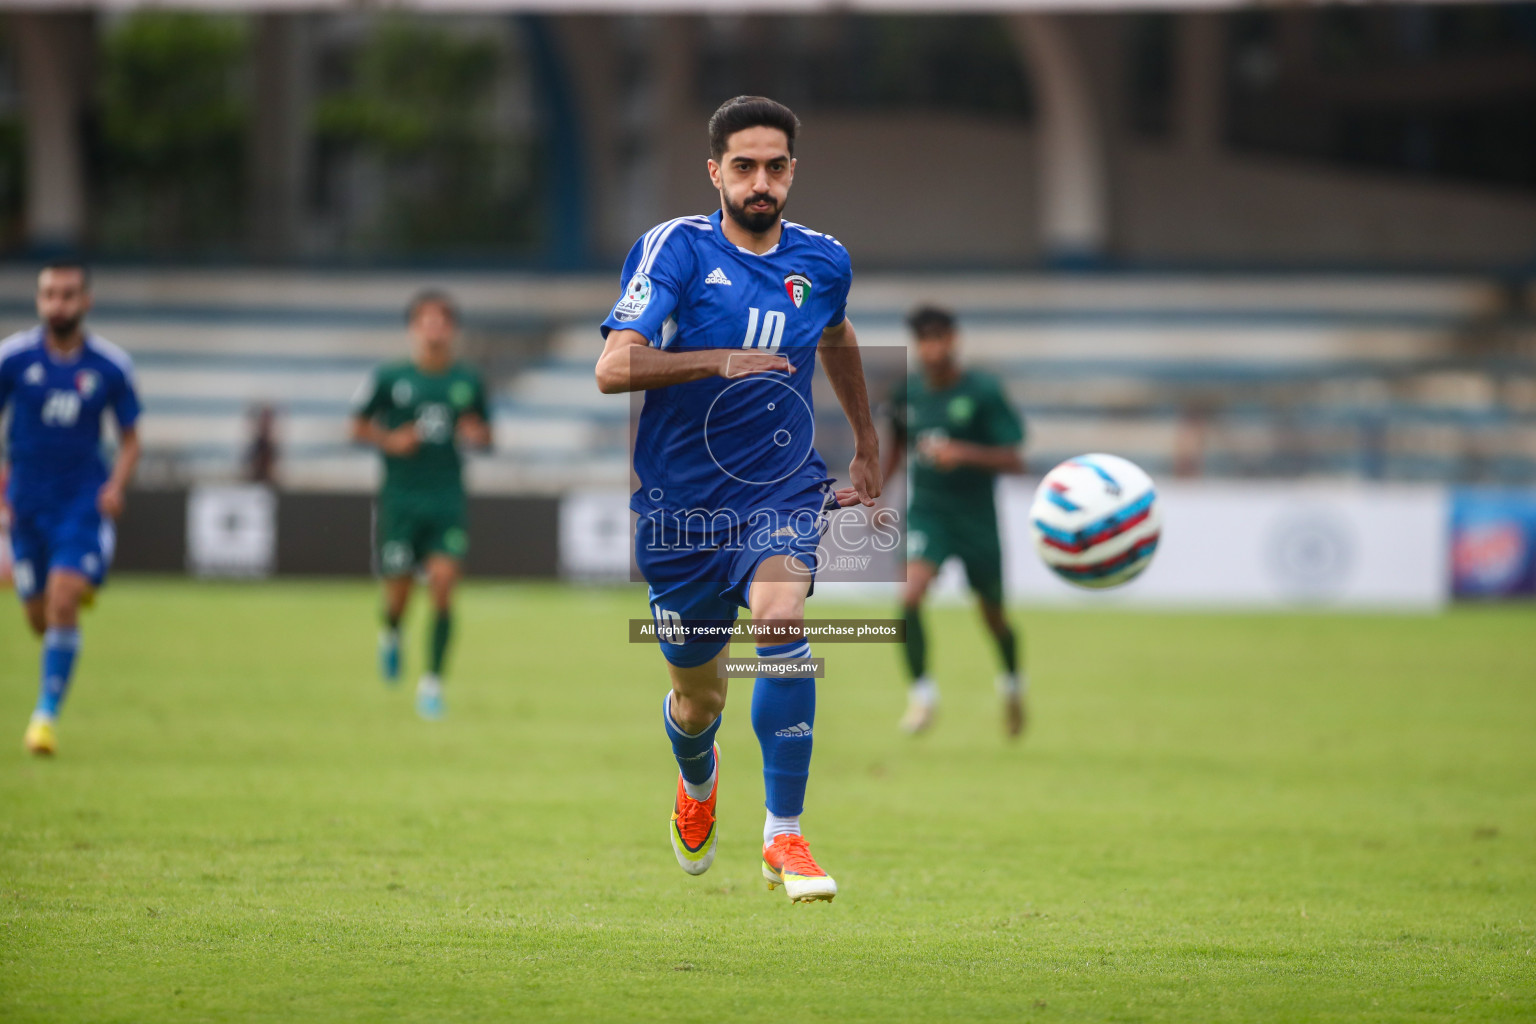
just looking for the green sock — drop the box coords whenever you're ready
[902,606,927,680]
[993,625,1019,675]
[384,608,401,633]
[428,610,452,676]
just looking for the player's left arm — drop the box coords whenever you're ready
[456,374,493,451]
[98,425,140,519]
[456,413,492,450]
[818,317,881,507]
[880,383,907,484]
[99,361,144,518]
[0,361,10,526]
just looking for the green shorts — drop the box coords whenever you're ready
[907,507,1005,605]
[375,497,468,577]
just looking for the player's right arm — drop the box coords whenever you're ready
[350,417,419,457]
[595,330,790,394]
[918,437,1024,474]
[349,368,419,456]
[595,223,791,393]
[917,379,1026,474]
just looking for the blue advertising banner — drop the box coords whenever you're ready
[1451,489,1536,598]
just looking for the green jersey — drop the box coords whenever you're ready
[353,359,489,500]
[893,369,1024,518]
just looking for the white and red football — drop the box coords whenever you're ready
[1029,454,1161,589]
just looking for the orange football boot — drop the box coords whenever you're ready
[762,833,837,903]
[669,742,719,875]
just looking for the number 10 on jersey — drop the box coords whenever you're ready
[742,307,785,351]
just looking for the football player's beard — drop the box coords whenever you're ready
[724,191,784,235]
[45,314,82,338]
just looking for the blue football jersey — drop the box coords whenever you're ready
[601,210,852,517]
[0,328,142,515]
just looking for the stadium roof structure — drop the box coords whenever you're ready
[0,0,1496,9]
[3,0,1520,264]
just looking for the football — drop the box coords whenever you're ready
[1029,454,1161,589]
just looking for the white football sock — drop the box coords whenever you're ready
[910,676,938,706]
[764,812,801,844]
[997,672,1026,698]
[682,767,716,803]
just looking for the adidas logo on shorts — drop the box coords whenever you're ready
[704,267,732,286]
[775,722,812,738]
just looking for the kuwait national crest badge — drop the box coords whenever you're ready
[783,274,812,309]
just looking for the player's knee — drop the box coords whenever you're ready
[672,686,725,729]
[44,575,83,623]
[426,560,456,594]
[752,595,804,632]
[902,563,936,608]
[45,597,79,628]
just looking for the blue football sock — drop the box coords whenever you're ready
[751,640,816,818]
[37,627,81,718]
[662,691,720,788]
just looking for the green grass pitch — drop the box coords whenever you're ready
[1,579,1533,1022]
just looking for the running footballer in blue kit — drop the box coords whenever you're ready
[0,263,142,756]
[596,96,881,903]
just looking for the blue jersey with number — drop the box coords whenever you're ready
[0,328,141,516]
[601,211,853,517]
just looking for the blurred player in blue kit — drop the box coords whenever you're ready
[0,263,141,755]
[595,97,881,902]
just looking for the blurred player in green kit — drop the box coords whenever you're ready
[351,291,491,719]
[884,306,1027,737]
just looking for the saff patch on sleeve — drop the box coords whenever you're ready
[613,273,653,323]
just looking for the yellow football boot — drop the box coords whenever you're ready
[24,714,56,756]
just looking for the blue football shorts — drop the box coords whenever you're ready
[635,484,833,668]
[8,490,114,601]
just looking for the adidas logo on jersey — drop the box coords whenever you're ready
[704,267,732,286]
[775,722,812,738]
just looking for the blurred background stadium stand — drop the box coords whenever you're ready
[0,2,1532,597]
